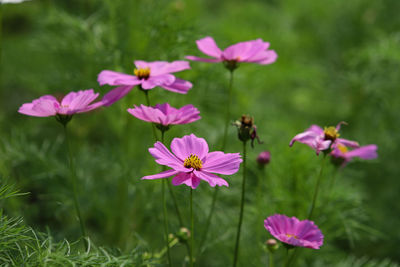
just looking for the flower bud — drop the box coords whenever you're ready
[257,151,271,166]
[264,238,279,253]
[176,227,191,243]
[233,115,262,147]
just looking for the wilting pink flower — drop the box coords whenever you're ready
[331,144,378,167]
[264,214,323,249]
[98,60,192,106]
[142,134,242,189]
[18,89,103,118]
[257,151,271,165]
[186,36,277,70]
[127,103,200,126]
[289,122,359,155]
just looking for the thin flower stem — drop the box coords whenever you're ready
[63,124,88,250]
[268,251,274,267]
[307,154,327,220]
[233,141,247,267]
[222,69,234,151]
[198,69,234,256]
[190,188,194,267]
[143,89,158,141]
[160,130,172,267]
[286,248,299,267]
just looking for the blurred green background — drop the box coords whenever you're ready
[1,0,400,265]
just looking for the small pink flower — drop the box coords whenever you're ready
[257,151,271,165]
[142,134,242,189]
[127,103,201,126]
[289,122,359,155]
[18,89,103,117]
[186,36,277,70]
[330,144,378,167]
[98,60,192,106]
[264,214,324,249]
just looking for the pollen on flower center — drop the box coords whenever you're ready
[337,144,348,154]
[324,126,340,141]
[286,234,298,239]
[134,67,151,80]
[183,154,203,170]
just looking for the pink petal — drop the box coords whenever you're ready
[149,142,186,171]
[202,151,242,175]
[64,89,99,112]
[142,169,179,180]
[222,39,265,61]
[170,134,209,161]
[102,85,134,106]
[194,171,229,187]
[141,74,175,89]
[185,56,223,63]
[18,99,58,117]
[346,144,378,160]
[244,50,278,65]
[336,138,360,148]
[289,130,319,147]
[128,105,167,125]
[160,78,192,94]
[195,36,222,58]
[306,125,324,135]
[171,172,201,189]
[76,101,103,113]
[97,70,140,86]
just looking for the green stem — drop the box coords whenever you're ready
[63,124,88,250]
[221,69,234,151]
[233,141,247,267]
[143,89,158,141]
[268,251,274,267]
[190,188,194,267]
[307,154,327,220]
[198,69,234,256]
[160,130,172,267]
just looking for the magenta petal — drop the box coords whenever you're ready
[97,70,140,86]
[161,78,192,94]
[245,50,278,65]
[170,134,209,161]
[141,74,176,89]
[65,89,99,112]
[185,56,223,63]
[202,151,242,175]
[149,142,186,171]
[346,144,377,159]
[306,125,324,135]
[18,99,58,117]
[142,169,178,180]
[194,171,229,187]
[195,36,222,58]
[289,130,319,147]
[102,85,134,106]
[336,138,360,148]
[171,172,201,189]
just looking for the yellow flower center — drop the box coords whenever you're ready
[134,67,150,80]
[324,126,340,141]
[286,234,298,239]
[337,144,348,154]
[184,154,203,170]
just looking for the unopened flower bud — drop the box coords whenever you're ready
[233,115,262,147]
[176,227,191,243]
[266,239,279,252]
[257,151,271,166]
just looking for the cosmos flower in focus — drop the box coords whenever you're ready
[186,36,277,71]
[98,60,192,106]
[142,134,242,189]
[264,214,323,249]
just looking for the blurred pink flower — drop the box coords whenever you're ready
[142,134,242,189]
[18,89,103,117]
[98,60,192,106]
[127,103,200,126]
[331,144,378,167]
[257,151,271,165]
[264,214,324,249]
[289,122,359,155]
[186,36,277,70]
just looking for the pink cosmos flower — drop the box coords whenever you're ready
[186,36,277,69]
[264,214,324,249]
[127,103,200,126]
[142,134,242,189]
[98,60,192,106]
[289,122,360,155]
[331,144,378,167]
[18,89,103,117]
